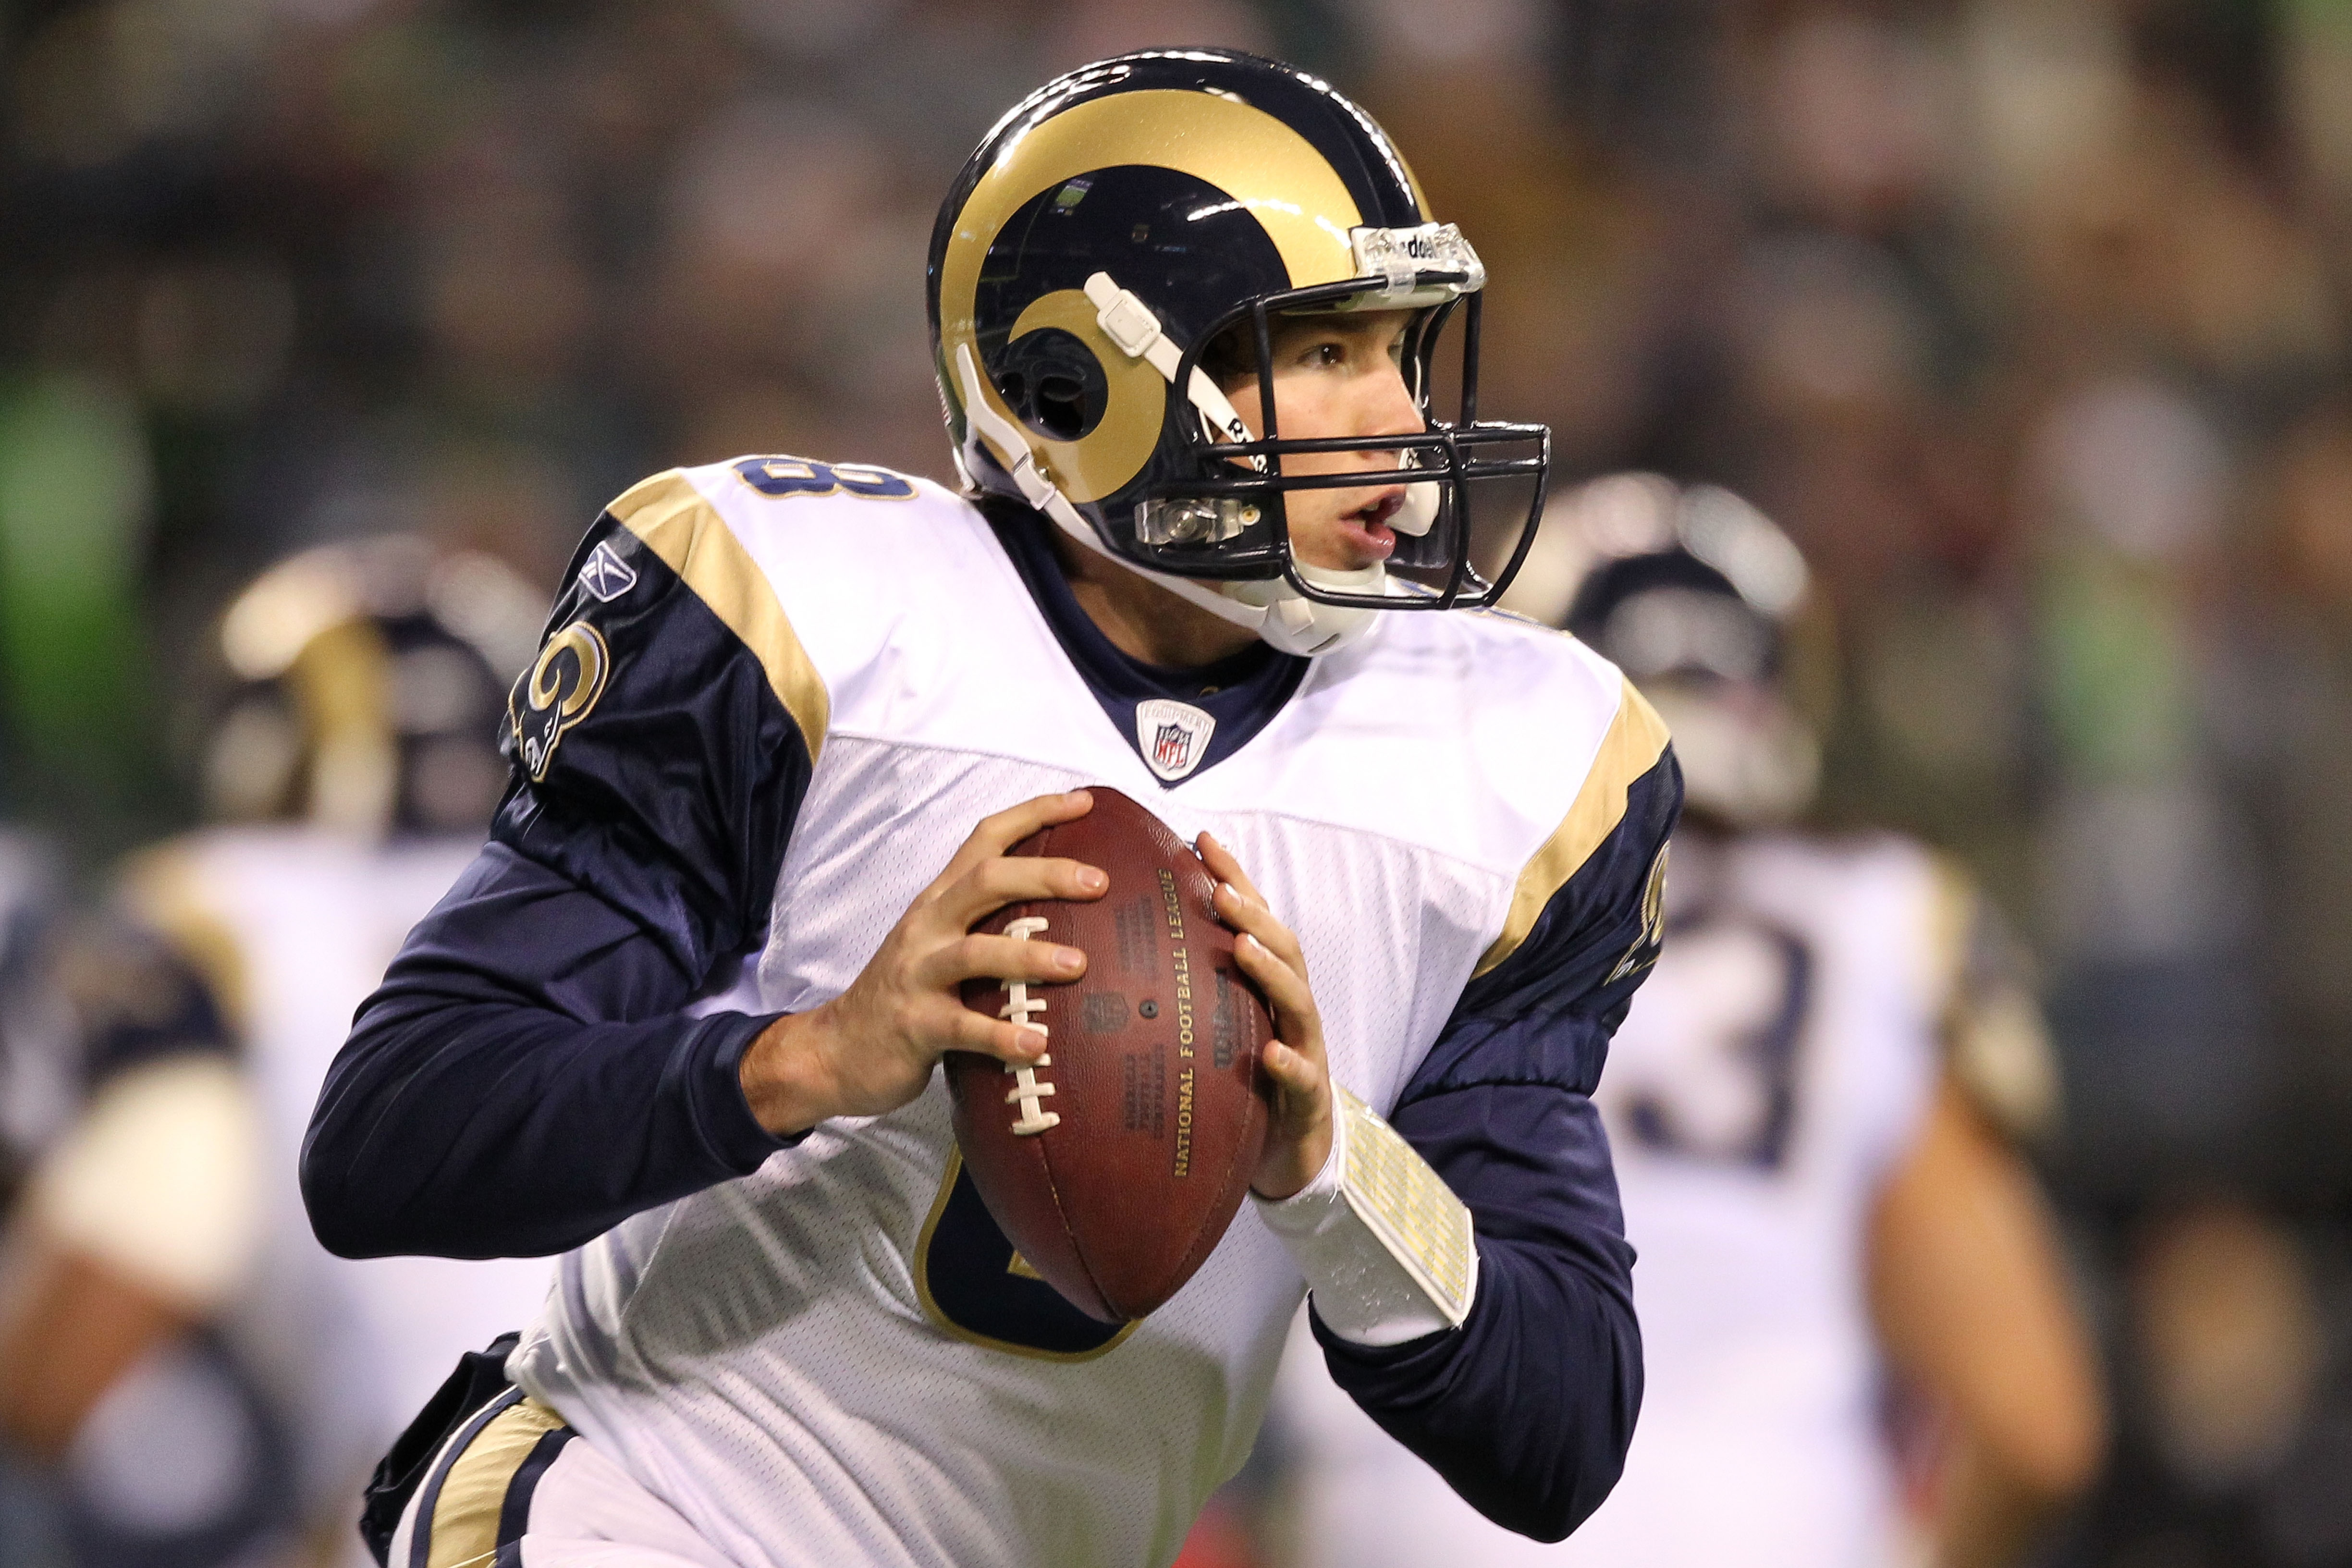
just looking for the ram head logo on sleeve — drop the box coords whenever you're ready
[509,621,611,782]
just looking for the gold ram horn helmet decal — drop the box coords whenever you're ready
[938,89,1375,503]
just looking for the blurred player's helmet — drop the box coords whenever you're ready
[928,49,1550,656]
[1556,476,1823,827]
[204,538,541,838]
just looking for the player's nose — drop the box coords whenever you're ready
[1352,359,1425,456]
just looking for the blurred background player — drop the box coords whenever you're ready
[0,536,551,1568]
[1269,475,2107,1568]
[0,831,123,1566]
[0,901,287,1567]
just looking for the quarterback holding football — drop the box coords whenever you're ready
[304,50,1679,1568]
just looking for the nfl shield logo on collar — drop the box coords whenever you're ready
[1136,698,1215,783]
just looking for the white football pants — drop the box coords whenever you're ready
[391,1389,737,1568]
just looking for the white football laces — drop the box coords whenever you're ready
[996,916,1060,1136]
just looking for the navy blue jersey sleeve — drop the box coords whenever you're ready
[302,475,821,1260]
[1312,698,1679,1543]
[495,487,819,978]
[303,845,793,1259]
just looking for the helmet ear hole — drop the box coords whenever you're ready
[995,327,1110,442]
[1035,373,1091,440]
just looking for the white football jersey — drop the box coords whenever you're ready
[128,826,557,1560]
[504,462,1660,1568]
[1275,830,1953,1568]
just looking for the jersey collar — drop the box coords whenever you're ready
[984,501,1308,785]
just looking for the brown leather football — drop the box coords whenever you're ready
[948,786,1274,1323]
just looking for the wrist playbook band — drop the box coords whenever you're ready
[1255,1086,1478,1347]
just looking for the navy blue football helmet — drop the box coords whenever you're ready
[928,49,1549,655]
[1561,475,1823,826]
[207,537,541,837]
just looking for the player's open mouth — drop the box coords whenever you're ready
[1332,490,1403,563]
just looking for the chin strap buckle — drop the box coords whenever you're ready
[1083,273,1261,466]
[1085,273,1181,377]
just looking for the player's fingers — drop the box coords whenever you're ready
[933,996,1051,1065]
[1196,832,1267,909]
[968,789,1094,856]
[1234,931,1322,1057]
[921,791,1094,900]
[917,931,1086,992]
[1259,1039,1327,1101]
[1213,880,1307,975]
[931,854,1106,933]
[967,852,1108,907]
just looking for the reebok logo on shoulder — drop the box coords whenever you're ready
[578,541,638,603]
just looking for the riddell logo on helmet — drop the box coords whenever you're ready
[1349,223,1482,283]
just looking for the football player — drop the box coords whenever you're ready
[1272,476,2107,1568]
[0,904,291,1568]
[305,52,1680,1568]
[0,537,553,1568]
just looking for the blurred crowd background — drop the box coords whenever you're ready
[1,0,2349,1564]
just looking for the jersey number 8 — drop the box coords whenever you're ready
[733,456,917,501]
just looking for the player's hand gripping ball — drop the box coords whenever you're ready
[948,787,1275,1323]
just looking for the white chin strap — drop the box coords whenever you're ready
[1393,467,1440,538]
[954,275,1412,658]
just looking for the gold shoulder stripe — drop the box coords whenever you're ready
[1924,852,2062,1141]
[424,1396,568,1568]
[607,470,830,764]
[1474,676,1673,979]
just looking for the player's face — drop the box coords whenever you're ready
[1222,309,1422,573]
